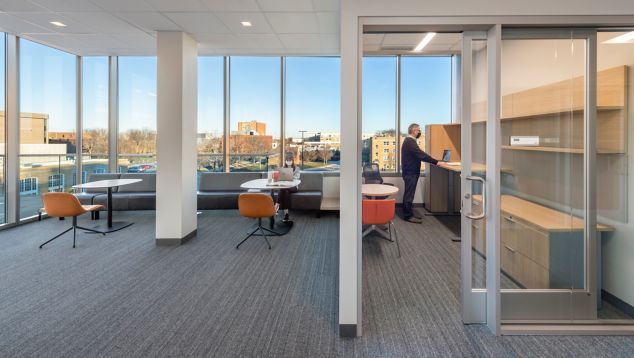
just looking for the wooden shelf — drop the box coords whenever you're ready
[501,145,624,154]
[471,106,623,124]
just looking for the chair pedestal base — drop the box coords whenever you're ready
[249,219,293,236]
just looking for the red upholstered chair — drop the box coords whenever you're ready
[362,199,401,257]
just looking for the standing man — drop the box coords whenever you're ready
[401,123,444,223]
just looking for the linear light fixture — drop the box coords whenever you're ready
[241,21,252,27]
[50,21,66,27]
[603,31,634,44]
[413,32,436,52]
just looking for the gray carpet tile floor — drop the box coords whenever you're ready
[0,209,633,357]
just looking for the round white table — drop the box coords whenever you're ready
[240,178,301,236]
[73,178,142,233]
[362,183,399,198]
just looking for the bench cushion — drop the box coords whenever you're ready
[197,191,242,210]
[290,191,322,210]
[198,172,262,192]
[297,172,323,192]
[127,192,156,210]
[118,173,156,192]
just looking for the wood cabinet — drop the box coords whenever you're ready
[471,195,613,289]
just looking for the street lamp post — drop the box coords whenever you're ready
[299,130,307,169]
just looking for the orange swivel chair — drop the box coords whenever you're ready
[237,193,277,250]
[362,199,401,257]
[39,192,105,249]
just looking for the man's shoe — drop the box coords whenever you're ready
[404,216,422,223]
[413,214,423,219]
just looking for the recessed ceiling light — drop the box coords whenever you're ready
[603,31,634,44]
[241,21,252,27]
[50,21,66,27]
[413,32,436,52]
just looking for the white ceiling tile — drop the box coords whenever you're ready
[9,12,94,34]
[363,34,384,46]
[0,0,46,12]
[164,12,230,34]
[319,33,338,48]
[316,12,337,34]
[63,12,150,34]
[201,0,260,12]
[89,0,154,12]
[111,33,156,49]
[198,33,282,49]
[257,0,313,12]
[115,12,182,32]
[266,12,318,34]
[0,13,53,34]
[383,33,425,46]
[30,0,102,11]
[146,0,207,12]
[278,34,320,49]
[216,12,273,34]
[311,0,339,12]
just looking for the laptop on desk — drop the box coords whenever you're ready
[442,149,460,166]
[279,167,294,181]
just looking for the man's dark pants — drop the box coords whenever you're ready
[402,173,419,219]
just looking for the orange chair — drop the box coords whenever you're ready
[39,192,105,249]
[237,193,277,250]
[362,199,401,257]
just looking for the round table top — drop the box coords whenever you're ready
[241,178,301,190]
[362,183,399,196]
[72,178,142,189]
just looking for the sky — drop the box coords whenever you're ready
[16,38,452,138]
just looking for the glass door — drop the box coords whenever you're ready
[461,29,499,327]
[498,29,598,322]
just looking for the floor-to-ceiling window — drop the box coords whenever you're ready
[229,57,281,172]
[0,33,5,224]
[362,56,397,171]
[117,57,156,173]
[81,57,109,180]
[284,57,341,171]
[198,57,224,174]
[19,39,77,220]
[400,56,452,170]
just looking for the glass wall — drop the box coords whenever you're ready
[198,57,224,173]
[595,31,634,322]
[117,57,157,173]
[0,33,5,224]
[362,57,397,171]
[229,57,281,172]
[400,56,452,171]
[81,57,109,180]
[19,39,77,219]
[285,57,341,171]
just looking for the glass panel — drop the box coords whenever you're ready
[284,57,341,171]
[594,31,634,321]
[198,57,225,175]
[362,56,397,172]
[471,39,488,289]
[19,39,77,219]
[500,34,585,319]
[229,57,281,172]
[400,56,452,172]
[118,57,157,173]
[0,33,5,224]
[82,57,109,180]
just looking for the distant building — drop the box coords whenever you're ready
[371,135,425,171]
[0,111,49,144]
[237,120,266,136]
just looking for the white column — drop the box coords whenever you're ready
[155,32,198,245]
[338,3,362,337]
